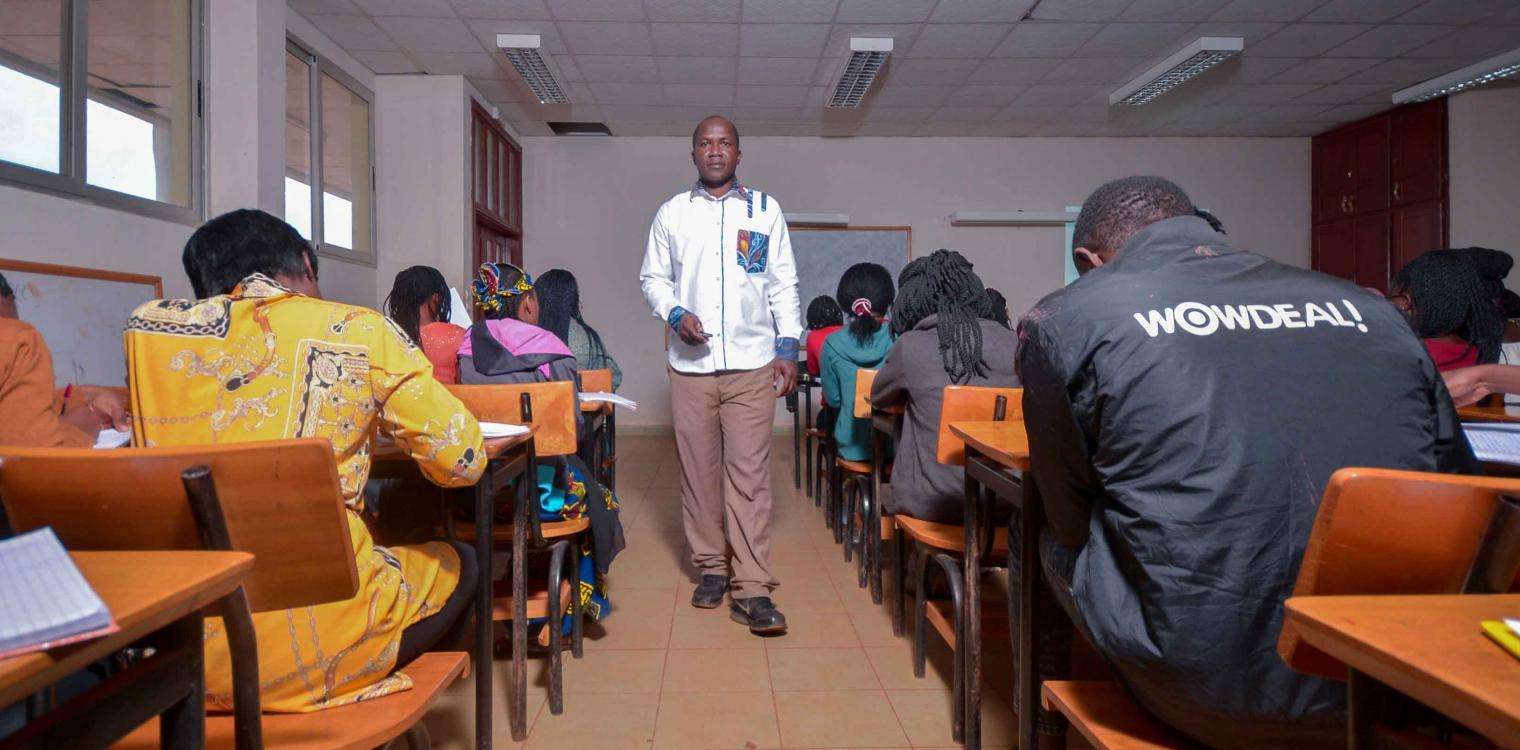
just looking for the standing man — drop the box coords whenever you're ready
[640,115,801,634]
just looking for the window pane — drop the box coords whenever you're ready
[320,73,370,252]
[0,1,63,173]
[86,0,194,205]
[285,50,312,239]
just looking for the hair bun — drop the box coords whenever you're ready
[851,298,873,316]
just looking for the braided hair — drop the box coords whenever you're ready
[535,268,612,360]
[891,249,988,382]
[384,265,449,343]
[806,295,843,330]
[1394,249,1504,364]
[979,288,1010,328]
[836,262,894,346]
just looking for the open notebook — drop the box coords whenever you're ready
[0,528,118,660]
[580,392,638,411]
[1461,423,1520,466]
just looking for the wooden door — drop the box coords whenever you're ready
[1351,118,1390,216]
[1314,132,1354,222]
[1392,98,1446,207]
[1314,219,1356,282]
[1353,213,1392,292]
[1392,200,1446,280]
[470,102,523,281]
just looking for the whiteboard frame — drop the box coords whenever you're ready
[0,258,163,299]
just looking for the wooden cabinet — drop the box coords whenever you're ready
[1311,100,1447,290]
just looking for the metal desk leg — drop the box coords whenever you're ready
[804,383,815,499]
[1018,478,1042,750]
[792,390,801,490]
[159,613,206,750]
[475,467,495,749]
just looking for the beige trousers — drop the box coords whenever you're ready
[668,365,778,599]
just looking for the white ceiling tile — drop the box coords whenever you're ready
[646,0,742,22]
[1218,55,1304,83]
[650,22,739,54]
[993,104,1068,122]
[352,0,456,15]
[449,0,552,19]
[548,0,646,20]
[1208,0,1327,22]
[1012,83,1105,106]
[372,16,481,51]
[350,50,421,74]
[1209,82,1320,103]
[290,0,363,15]
[466,19,568,54]
[929,105,1003,123]
[1247,23,1371,57]
[944,84,1029,105]
[307,15,400,51]
[563,82,596,101]
[1029,0,1131,22]
[966,57,1062,84]
[1406,26,1520,59]
[884,58,980,85]
[1326,24,1453,57]
[1271,57,1380,84]
[740,0,838,22]
[1151,121,1226,135]
[413,51,508,77]
[835,0,934,23]
[1392,0,1520,25]
[733,105,803,120]
[1317,102,1392,122]
[1183,21,1284,44]
[589,83,666,103]
[1217,121,1330,136]
[861,107,936,123]
[735,83,812,105]
[575,55,661,82]
[739,23,831,56]
[822,24,923,57]
[662,83,737,104]
[659,56,740,83]
[1181,103,1263,123]
[468,78,526,102]
[1063,103,1114,121]
[1075,22,1194,56]
[549,54,584,81]
[906,23,1013,58]
[605,121,674,134]
[1290,82,1388,104]
[1303,0,1423,23]
[559,21,655,54]
[869,83,952,106]
[1341,56,1467,84]
[929,0,1038,23]
[850,122,925,135]
[1250,103,1335,122]
[991,21,1101,57]
[738,57,818,83]
[1042,57,1141,84]
[1119,0,1231,22]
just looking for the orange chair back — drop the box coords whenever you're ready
[581,369,612,394]
[935,386,1022,465]
[447,381,578,456]
[853,369,878,419]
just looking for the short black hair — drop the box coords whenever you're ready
[806,295,843,330]
[0,271,11,300]
[1073,176,1196,257]
[182,208,317,298]
[692,115,739,149]
[836,263,895,345]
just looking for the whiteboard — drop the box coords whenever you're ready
[0,260,162,388]
[789,227,911,317]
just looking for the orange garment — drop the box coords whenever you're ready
[419,322,467,384]
[0,317,91,448]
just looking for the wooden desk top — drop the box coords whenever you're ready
[580,402,613,414]
[1459,405,1520,424]
[1284,594,1520,748]
[950,420,1031,471]
[372,430,533,463]
[0,550,253,708]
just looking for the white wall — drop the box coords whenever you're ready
[1448,85,1520,290]
[521,135,1311,430]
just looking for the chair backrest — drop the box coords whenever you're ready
[580,368,612,394]
[1278,467,1520,678]
[936,386,1023,465]
[447,381,578,456]
[0,439,357,612]
[853,369,878,419]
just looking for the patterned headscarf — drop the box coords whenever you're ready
[472,261,534,317]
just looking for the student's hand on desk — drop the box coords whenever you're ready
[772,357,797,397]
[81,386,129,430]
[1443,365,1492,408]
[676,314,712,346]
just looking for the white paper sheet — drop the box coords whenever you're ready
[579,392,637,411]
[448,287,473,327]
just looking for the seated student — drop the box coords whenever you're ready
[385,265,466,383]
[0,272,127,447]
[819,263,895,462]
[1389,248,1503,372]
[870,250,1019,523]
[1017,177,1476,748]
[536,269,624,391]
[979,287,1011,328]
[803,295,844,378]
[124,209,485,712]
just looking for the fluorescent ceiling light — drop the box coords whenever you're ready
[1110,36,1243,106]
[950,211,1078,226]
[496,33,568,104]
[828,37,892,108]
[786,213,849,226]
[1393,46,1520,104]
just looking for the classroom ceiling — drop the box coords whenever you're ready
[288,0,1520,137]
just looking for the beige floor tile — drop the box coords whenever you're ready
[669,609,767,649]
[417,676,536,750]
[773,690,909,748]
[662,648,772,692]
[775,581,845,613]
[885,688,1018,748]
[847,605,906,648]
[864,642,956,692]
[523,690,659,749]
[768,646,881,691]
[652,691,781,750]
[584,588,675,650]
[763,611,860,649]
[550,648,665,694]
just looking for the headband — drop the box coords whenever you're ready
[851,298,873,317]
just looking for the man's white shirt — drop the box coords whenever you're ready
[640,181,803,374]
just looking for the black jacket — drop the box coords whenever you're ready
[1016,216,1476,746]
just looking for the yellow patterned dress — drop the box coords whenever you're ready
[123,274,486,712]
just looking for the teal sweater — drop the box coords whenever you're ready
[819,325,894,461]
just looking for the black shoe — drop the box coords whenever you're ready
[730,596,787,634]
[691,574,729,609]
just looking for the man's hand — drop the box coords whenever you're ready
[1444,365,1494,408]
[676,313,712,346]
[772,357,797,397]
[80,386,129,430]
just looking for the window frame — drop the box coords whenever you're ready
[286,36,376,268]
[0,0,206,225]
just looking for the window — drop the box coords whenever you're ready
[285,39,374,263]
[0,0,202,222]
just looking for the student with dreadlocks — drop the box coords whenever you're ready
[385,265,467,383]
[804,295,844,378]
[1388,248,1504,371]
[870,249,1019,523]
[536,268,624,390]
[1413,247,1520,406]
[818,263,895,462]
[979,287,1011,328]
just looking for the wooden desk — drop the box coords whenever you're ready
[0,551,252,748]
[1285,594,1520,749]
[1459,404,1520,424]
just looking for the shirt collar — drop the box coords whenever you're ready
[689,177,750,202]
[230,273,293,300]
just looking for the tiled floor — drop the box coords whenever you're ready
[420,434,1028,750]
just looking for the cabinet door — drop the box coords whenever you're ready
[1392,200,1446,279]
[1353,213,1392,292]
[1313,131,1354,221]
[1314,219,1356,282]
[1392,98,1446,207]
[1351,117,1390,215]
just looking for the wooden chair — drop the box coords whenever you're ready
[0,440,464,749]
[1040,682,1200,750]
[579,368,616,489]
[836,368,885,571]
